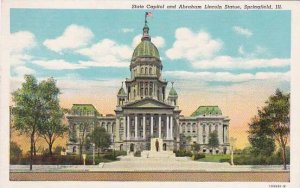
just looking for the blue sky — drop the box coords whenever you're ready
[9,9,291,148]
[10,9,290,84]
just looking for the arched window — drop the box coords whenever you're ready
[149,67,152,74]
[141,67,144,74]
[145,67,148,74]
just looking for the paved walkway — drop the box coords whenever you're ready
[10,155,289,172]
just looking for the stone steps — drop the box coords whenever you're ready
[141,151,176,158]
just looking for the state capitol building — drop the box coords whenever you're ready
[66,19,230,155]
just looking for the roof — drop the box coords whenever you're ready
[131,23,160,60]
[191,106,222,117]
[169,87,178,96]
[117,87,126,96]
[71,104,99,114]
[132,40,160,60]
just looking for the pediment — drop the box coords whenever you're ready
[124,98,174,109]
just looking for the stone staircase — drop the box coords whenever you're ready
[141,151,176,158]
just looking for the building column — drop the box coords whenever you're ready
[127,115,130,140]
[123,117,126,140]
[166,115,169,139]
[143,114,146,139]
[135,114,138,140]
[158,114,161,138]
[170,116,173,139]
[218,124,223,144]
[150,114,153,136]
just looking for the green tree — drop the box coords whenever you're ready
[258,89,290,170]
[12,75,41,170]
[208,130,219,153]
[248,116,275,156]
[191,142,200,153]
[37,78,67,156]
[78,121,91,159]
[90,127,111,156]
[10,141,23,159]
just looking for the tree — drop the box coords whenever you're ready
[258,89,290,170]
[248,116,275,156]
[78,122,90,160]
[37,78,67,156]
[12,75,41,170]
[191,142,200,153]
[208,130,219,153]
[90,127,111,156]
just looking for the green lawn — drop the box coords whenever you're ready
[197,154,230,163]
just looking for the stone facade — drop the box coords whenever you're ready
[66,21,230,155]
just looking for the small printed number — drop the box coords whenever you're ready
[269,185,286,188]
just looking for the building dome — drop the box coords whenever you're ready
[169,87,178,96]
[131,23,160,61]
[132,40,160,60]
[117,82,126,96]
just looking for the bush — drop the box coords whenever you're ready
[175,150,193,157]
[10,142,22,159]
[114,150,127,157]
[134,151,141,157]
[233,150,289,165]
[193,153,205,160]
[103,153,117,160]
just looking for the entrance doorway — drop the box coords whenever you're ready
[120,144,123,151]
[130,143,135,152]
[163,143,167,151]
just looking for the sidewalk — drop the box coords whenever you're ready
[10,155,290,172]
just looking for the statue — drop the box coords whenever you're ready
[155,139,159,152]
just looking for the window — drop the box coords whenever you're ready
[149,67,152,74]
[145,67,148,74]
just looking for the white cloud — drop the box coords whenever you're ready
[8,31,37,79]
[191,56,290,70]
[13,66,36,77]
[233,26,253,37]
[132,34,165,48]
[10,31,36,55]
[43,24,94,53]
[77,39,132,67]
[122,28,134,33]
[166,27,222,61]
[9,31,36,66]
[238,45,245,55]
[165,71,290,82]
[32,59,86,70]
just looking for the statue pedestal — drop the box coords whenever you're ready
[150,138,163,152]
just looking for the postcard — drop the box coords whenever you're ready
[1,0,300,188]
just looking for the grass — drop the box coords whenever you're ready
[197,154,230,163]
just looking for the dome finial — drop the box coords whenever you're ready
[142,12,152,41]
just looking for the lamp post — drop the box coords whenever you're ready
[229,137,236,165]
[92,143,95,165]
[113,135,116,159]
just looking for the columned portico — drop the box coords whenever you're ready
[135,115,138,139]
[150,115,154,136]
[158,114,162,138]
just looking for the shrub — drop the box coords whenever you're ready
[103,153,117,160]
[193,153,205,160]
[10,142,22,159]
[175,150,193,157]
[114,150,127,156]
[134,151,141,157]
